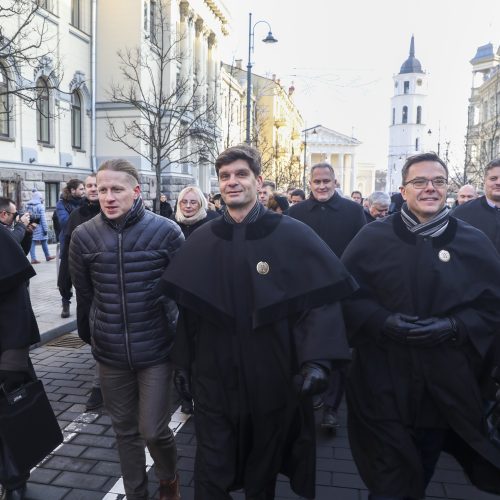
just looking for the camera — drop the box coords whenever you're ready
[20,211,41,224]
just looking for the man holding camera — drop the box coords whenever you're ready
[0,196,33,255]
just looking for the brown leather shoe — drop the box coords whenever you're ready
[159,473,180,500]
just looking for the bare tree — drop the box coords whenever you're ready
[0,0,60,104]
[106,1,217,209]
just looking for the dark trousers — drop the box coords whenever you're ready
[369,428,446,500]
[323,366,346,410]
[98,362,177,500]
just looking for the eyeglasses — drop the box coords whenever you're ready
[1,210,18,217]
[180,200,199,206]
[403,177,448,189]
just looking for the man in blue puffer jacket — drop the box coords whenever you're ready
[69,159,184,500]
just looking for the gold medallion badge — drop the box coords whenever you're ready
[438,250,450,262]
[256,261,270,275]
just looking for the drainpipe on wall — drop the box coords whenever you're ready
[91,0,97,172]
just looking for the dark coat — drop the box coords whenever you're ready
[159,200,173,219]
[0,229,39,351]
[160,211,357,498]
[363,208,376,223]
[341,213,500,497]
[69,199,184,369]
[176,209,219,239]
[56,196,83,252]
[453,196,500,253]
[57,200,100,293]
[287,191,366,257]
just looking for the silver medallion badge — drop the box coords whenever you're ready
[438,250,450,262]
[256,261,270,275]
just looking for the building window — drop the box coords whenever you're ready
[392,108,395,125]
[0,65,11,138]
[415,138,419,151]
[404,81,410,94]
[45,182,60,209]
[71,91,82,149]
[37,0,53,13]
[71,0,81,29]
[402,106,408,124]
[416,106,422,124]
[36,78,51,144]
[150,0,158,44]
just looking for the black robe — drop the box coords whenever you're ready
[0,229,39,352]
[341,214,500,497]
[160,211,357,498]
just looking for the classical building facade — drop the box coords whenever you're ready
[465,42,500,185]
[0,0,230,210]
[387,36,429,192]
[304,125,361,194]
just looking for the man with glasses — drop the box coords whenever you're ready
[0,196,33,254]
[341,152,500,499]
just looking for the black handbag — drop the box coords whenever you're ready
[0,379,63,477]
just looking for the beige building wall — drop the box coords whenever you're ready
[0,0,93,213]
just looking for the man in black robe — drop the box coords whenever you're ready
[160,145,357,500]
[453,158,500,252]
[341,152,500,499]
[288,162,366,430]
[0,226,40,499]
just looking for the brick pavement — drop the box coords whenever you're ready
[21,335,500,500]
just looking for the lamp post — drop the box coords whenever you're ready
[302,126,317,191]
[246,13,278,144]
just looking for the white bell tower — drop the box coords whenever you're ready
[387,36,429,192]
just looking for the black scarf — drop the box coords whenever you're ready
[400,202,450,237]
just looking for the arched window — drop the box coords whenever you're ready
[402,106,408,124]
[415,138,420,151]
[0,64,10,137]
[71,91,82,149]
[392,108,395,125]
[36,77,51,144]
[416,106,422,124]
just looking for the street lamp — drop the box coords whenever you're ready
[246,12,278,144]
[302,126,317,191]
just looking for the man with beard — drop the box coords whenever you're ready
[288,162,366,430]
[58,174,103,411]
[160,145,357,500]
[341,152,500,499]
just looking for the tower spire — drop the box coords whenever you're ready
[409,35,415,58]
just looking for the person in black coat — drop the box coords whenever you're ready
[174,185,219,240]
[58,174,103,411]
[287,162,366,430]
[342,152,500,499]
[0,227,40,499]
[161,145,357,500]
[159,193,173,219]
[453,159,500,253]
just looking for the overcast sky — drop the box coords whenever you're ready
[220,0,500,174]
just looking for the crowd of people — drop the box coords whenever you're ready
[1,147,500,500]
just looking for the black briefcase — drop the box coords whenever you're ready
[0,379,63,475]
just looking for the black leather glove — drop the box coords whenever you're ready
[406,317,458,346]
[0,370,30,392]
[298,362,328,397]
[173,369,192,401]
[382,313,420,343]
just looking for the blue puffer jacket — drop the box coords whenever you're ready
[26,193,48,241]
[69,199,185,369]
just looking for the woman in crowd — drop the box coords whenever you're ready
[175,185,219,240]
[267,193,289,214]
[25,190,54,264]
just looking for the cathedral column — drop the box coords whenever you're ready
[337,153,344,188]
[350,153,356,193]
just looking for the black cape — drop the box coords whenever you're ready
[341,214,500,497]
[161,211,357,498]
[0,229,39,351]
